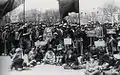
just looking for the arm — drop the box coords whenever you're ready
[11,53,17,61]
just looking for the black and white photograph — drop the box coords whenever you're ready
[0,0,120,75]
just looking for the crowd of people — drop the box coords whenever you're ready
[0,21,120,74]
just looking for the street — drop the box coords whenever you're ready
[0,56,86,75]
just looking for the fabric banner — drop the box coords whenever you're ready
[58,0,79,19]
[0,0,24,18]
[107,29,116,34]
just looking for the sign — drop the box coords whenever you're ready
[94,40,106,47]
[64,38,72,45]
[86,30,96,37]
[107,29,116,34]
[118,41,120,47]
[35,41,47,47]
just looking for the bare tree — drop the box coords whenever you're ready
[18,9,42,23]
[102,3,120,22]
[42,9,60,25]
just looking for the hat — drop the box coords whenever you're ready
[59,24,63,27]
[54,32,58,35]
[5,26,9,29]
[64,23,67,26]
[39,35,43,38]
[16,48,22,52]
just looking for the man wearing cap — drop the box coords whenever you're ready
[2,26,11,55]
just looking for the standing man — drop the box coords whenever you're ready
[2,26,11,55]
[94,21,104,41]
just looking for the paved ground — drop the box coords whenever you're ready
[1,54,120,75]
[0,56,86,75]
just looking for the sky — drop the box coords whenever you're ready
[15,0,120,13]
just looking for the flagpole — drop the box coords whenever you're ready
[78,0,81,26]
[23,0,25,23]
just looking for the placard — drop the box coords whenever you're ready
[64,38,72,45]
[35,41,47,47]
[86,30,96,37]
[118,41,120,46]
[94,40,106,47]
[107,29,116,34]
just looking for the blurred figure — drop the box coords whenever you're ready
[94,21,103,40]
[43,50,55,65]
[10,48,23,70]
[2,26,11,55]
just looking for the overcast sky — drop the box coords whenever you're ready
[16,0,120,12]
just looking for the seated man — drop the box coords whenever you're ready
[10,48,23,70]
[43,50,55,65]
[28,48,37,61]
[28,48,37,67]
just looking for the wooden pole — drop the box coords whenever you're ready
[23,0,25,23]
[78,0,81,26]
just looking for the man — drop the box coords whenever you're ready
[94,21,104,40]
[75,25,89,56]
[2,26,11,55]
[43,50,55,64]
[21,24,31,54]
[0,28,3,55]
[11,48,23,70]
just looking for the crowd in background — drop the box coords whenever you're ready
[0,21,120,74]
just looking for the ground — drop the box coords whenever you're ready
[1,54,120,75]
[0,56,86,75]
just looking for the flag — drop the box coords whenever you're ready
[58,0,79,19]
[0,0,24,18]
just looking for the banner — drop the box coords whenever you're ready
[58,0,79,19]
[107,29,116,34]
[0,0,24,18]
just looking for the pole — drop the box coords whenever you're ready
[78,0,81,26]
[23,0,25,23]
[112,0,115,26]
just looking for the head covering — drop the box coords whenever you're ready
[64,23,67,26]
[54,32,58,35]
[5,26,9,29]
[16,48,22,53]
